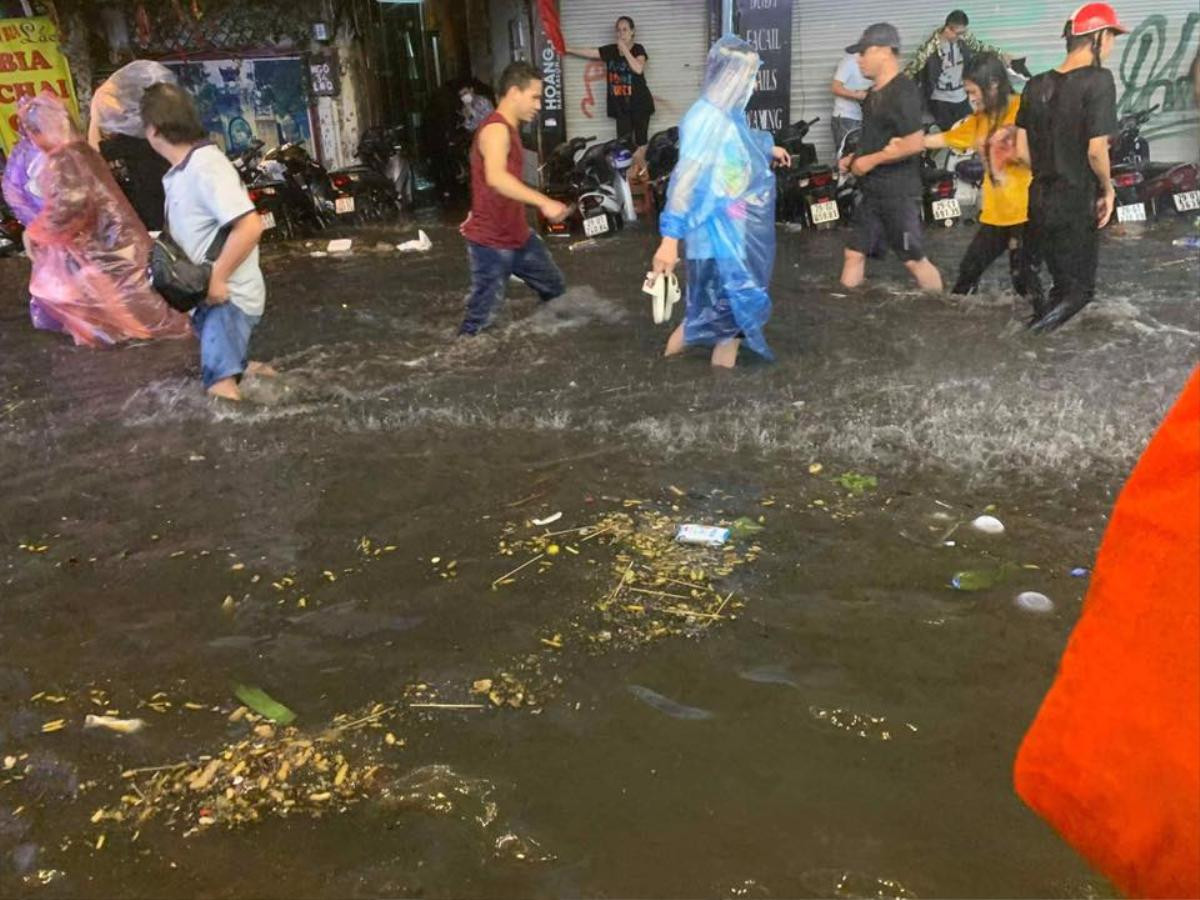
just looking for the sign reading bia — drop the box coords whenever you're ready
[0,17,79,153]
[737,0,793,136]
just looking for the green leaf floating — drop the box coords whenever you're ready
[730,517,765,538]
[233,683,296,725]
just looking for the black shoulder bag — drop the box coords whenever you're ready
[150,217,232,313]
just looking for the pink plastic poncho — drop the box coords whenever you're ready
[19,93,191,347]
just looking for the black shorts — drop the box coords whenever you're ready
[847,194,926,263]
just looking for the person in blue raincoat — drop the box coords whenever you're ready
[649,35,791,368]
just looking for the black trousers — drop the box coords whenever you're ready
[1024,181,1100,328]
[614,110,651,147]
[930,98,973,132]
[952,223,1042,299]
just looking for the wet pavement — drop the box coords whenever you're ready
[0,212,1197,898]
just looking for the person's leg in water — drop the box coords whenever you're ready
[195,301,260,402]
[952,224,1011,294]
[841,196,882,288]
[840,248,867,288]
[906,258,944,292]
[509,233,566,304]
[884,196,943,292]
[458,240,512,335]
[1030,188,1098,331]
[1009,225,1043,300]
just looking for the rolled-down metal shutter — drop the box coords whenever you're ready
[560,1,709,143]
[790,2,1199,165]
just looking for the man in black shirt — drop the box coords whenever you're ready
[840,23,943,292]
[1016,3,1126,331]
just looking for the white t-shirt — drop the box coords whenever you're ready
[931,39,967,104]
[833,54,873,120]
[162,143,265,317]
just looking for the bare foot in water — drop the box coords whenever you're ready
[246,361,278,377]
[664,324,686,357]
[207,376,242,402]
[710,338,740,369]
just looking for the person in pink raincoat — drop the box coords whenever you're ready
[17,92,191,347]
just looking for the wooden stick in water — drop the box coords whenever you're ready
[492,553,545,588]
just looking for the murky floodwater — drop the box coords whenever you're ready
[1,212,1197,898]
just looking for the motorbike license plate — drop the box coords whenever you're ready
[1172,190,1200,212]
[260,212,276,230]
[583,214,610,237]
[335,196,356,215]
[1116,202,1147,223]
[810,200,840,224]
[932,199,961,220]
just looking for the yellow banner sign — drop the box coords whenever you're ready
[0,16,79,153]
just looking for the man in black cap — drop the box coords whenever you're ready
[839,23,943,293]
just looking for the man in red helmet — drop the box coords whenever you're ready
[1015,3,1127,332]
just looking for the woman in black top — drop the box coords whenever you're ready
[566,16,655,147]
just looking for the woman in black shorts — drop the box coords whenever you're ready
[566,16,655,146]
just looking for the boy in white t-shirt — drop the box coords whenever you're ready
[831,52,873,154]
[141,82,274,401]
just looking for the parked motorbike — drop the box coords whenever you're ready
[262,141,355,229]
[644,126,679,213]
[776,117,840,229]
[835,127,863,224]
[539,134,594,237]
[921,148,961,228]
[328,126,407,222]
[1108,105,1200,224]
[229,140,297,240]
[576,137,636,238]
[356,125,413,210]
[539,135,635,239]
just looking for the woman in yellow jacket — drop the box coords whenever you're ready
[922,54,1041,298]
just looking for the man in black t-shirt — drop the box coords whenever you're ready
[567,16,655,146]
[840,23,943,292]
[1016,3,1126,331]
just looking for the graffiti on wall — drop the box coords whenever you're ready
[166,57,313,154]
[1117,12,1198,141]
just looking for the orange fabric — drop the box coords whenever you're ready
[1014,367,1200,898]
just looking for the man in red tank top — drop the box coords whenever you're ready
[458,61,569,335]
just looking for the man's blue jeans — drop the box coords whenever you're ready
[459,233,566,335]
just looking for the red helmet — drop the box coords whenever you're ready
[1067,3,1130,36]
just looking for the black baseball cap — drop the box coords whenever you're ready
[846,23,902,54]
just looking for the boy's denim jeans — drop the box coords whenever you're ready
[459,233,566,335]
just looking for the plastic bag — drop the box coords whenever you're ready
[87,60,177,146]
[20,92,191,347]
[659,36,776,360]
[1,133,45,226]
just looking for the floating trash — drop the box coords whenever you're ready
[627,684,714,720]
[1070,567,1090,578]
[950,566,1012,591]
[83,715,145,735]
[1015,591,1054,613]
[675,524,730,548]
[970,515,1005,535]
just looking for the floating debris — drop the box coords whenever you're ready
[84,715,146,735]
[232,685,296,725]
[970,515,1006,535]
[627,685,714,720]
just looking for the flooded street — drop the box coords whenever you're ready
[1,216,1197,898]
